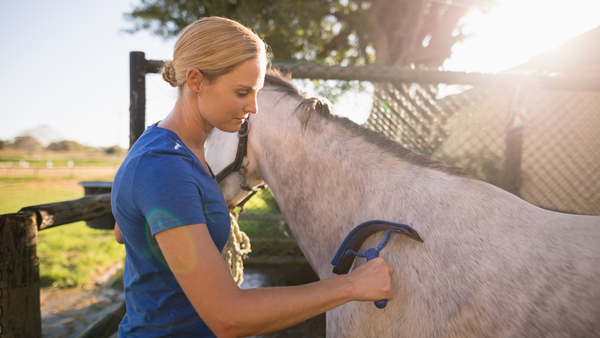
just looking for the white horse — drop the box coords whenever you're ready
[206,69,600,337]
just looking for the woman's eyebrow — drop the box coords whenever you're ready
[236,84,260,91]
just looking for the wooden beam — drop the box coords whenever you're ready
[130,51,147,149]
[0,212,42,338]
[18,193,112,231]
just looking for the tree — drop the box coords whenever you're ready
[125,0,495,67]
[14,136,43,154]
[105,145,124,155]
[125,0,497,160]
[46,140,85,151]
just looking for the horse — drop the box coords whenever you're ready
[205,69,600,337]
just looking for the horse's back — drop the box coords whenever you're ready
[327,189,600,338]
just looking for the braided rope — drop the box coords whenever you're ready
[222,212,252,286]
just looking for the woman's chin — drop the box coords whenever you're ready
[217,123,241,134]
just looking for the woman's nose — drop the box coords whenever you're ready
[246,93,258,114]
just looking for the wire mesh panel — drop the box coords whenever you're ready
[365,83,510,186]
[365,81,600,215]
[431,87,508,187]
[520,88,600,215]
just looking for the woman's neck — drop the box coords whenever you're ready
[159,97,213,154]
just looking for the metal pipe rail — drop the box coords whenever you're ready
[129,51,599,148]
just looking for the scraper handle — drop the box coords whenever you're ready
[365,248,388,309]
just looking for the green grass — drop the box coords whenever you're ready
[0,177,83,214]
[0,149,125,167]
[37,223,125,288]
[233,189,292,240]
[1,176,125,288]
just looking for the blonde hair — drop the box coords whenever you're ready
[162,17,268,89]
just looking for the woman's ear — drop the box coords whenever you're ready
[186,67,204,95]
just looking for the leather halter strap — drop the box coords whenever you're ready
[215,119,250,183]
[214,118,263,209]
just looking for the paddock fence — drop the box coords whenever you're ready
[135,53,600,260]
[274,62,600,217]
[0,194,115,338]
[1,53,598,338]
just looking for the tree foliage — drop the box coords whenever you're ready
[105,145,124,155]
[125,0,494,67]
[14,136,43,153]
[47,140,86,152]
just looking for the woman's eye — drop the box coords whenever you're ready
[238,92,248,97]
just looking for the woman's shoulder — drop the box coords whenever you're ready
[131,127,194,162]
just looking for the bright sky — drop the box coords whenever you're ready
[0,0,598,148]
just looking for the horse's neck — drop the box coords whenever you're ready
[252,102,449,277]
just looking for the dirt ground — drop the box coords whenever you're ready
[40,262,125,338]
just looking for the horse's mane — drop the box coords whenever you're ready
[264,68,465,177]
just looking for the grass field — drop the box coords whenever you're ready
[0,149,126,167]
[0,149,284,288]
[0,149,127,288]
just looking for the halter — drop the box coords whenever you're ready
[215,118,264,209]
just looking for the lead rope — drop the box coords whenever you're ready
[222,211,252,286]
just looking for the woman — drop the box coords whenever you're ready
[112,16,393,338]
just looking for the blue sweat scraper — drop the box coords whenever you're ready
[331,220,423,309]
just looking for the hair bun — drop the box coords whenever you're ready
[162,61,178,87]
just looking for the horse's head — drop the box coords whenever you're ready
[206,69,320,208]
[206,123,266,208]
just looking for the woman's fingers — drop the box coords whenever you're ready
[347,257,394,302]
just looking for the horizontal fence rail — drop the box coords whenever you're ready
[272,62,600,91]
[136,55,600,91]
[19,193,112,231]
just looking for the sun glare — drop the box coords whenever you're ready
[444,0,600,73]
[297,0,600,124]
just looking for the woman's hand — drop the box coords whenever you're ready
[345,257,394,302]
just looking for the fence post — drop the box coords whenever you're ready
[0,212,42,338]
[503,85,526,197]
[130,51,147,149]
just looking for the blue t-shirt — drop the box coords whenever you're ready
[111,124,230,338]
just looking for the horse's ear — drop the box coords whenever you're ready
[316,98,332,116]
[295,97,333,133]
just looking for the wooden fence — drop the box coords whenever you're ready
[0,193,300,338]
[0,194,111,338]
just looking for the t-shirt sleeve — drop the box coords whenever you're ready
[133,149,206,236]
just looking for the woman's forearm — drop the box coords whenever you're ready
[156,223,393,338]
[219,275,355,337]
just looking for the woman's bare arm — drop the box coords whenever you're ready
[114,223,123,244]
[155,223,393,338]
